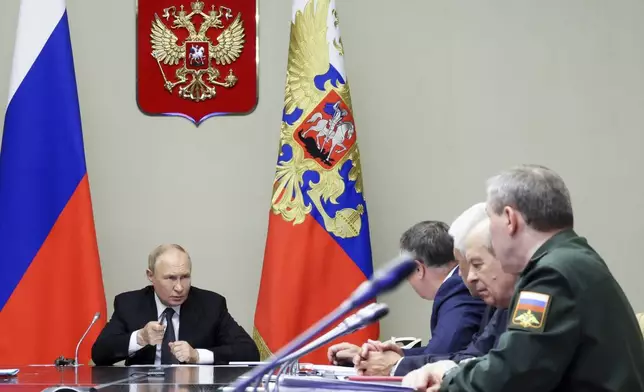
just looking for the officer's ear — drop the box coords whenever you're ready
[504,206,520,235]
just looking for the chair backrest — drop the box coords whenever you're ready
[637,313,644,337]
[390,336,423,349]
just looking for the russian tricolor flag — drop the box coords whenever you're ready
[0,0,106,365]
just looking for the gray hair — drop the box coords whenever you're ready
[486,164,573,232]
[399,221,454,268]
[449,202,488,255]
[464,218,495,255]
[148,244,191,272]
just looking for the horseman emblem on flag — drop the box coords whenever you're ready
[297,92,356,169]
[254,0,377,364]
[271,0,366,240]
[136,0,258,125]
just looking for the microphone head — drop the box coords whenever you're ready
[346,254,416,309]
[357,303,389,321]
[359,303,382,313]
[93,312,101,321]
[371,253,416,294]
[341,303,390,334]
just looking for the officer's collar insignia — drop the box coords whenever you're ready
[509,291,551,332]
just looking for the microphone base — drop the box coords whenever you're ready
[53,356,76,367]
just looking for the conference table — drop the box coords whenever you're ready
[0,364,413,392]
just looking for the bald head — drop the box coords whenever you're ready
[148,244,191,272]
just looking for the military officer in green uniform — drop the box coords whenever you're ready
[403,164,644,392]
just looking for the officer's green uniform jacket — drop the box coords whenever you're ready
[441,229,644,391]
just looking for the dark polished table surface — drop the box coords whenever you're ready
[0,365,253,391]
[0,365,413,392]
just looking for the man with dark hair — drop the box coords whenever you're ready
[400,221,457,301]
[403,164,644,392]
[328,221,486,376]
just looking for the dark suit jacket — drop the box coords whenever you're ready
[402,267,487,357]
[91,286,259,366]
[394,307,508,375]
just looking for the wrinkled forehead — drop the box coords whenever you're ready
[464,243,493,261]
[155,250,192,271]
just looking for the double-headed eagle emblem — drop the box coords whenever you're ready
[150,1,245,102]
[514,310,542,328]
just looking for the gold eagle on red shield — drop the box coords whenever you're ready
[149,1,245,102]
[136,0,257,125]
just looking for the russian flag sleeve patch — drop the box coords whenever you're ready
[509,291,552,332]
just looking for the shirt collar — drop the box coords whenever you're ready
[442,265,458,284]
[154,292,181,320]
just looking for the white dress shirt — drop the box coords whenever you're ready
[443,265,458,283]
[127,293,214,364]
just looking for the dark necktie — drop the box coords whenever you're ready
[160,307,179,364]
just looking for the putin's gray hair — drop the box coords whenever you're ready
[148,244,191,272]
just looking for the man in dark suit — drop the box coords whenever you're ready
[91,244,259,366]
[328,221,487,375]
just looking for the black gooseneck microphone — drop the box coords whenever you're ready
[278,302,390,365]
[228,253,416,392]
